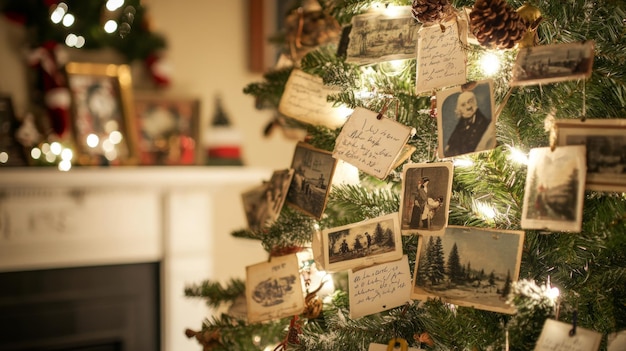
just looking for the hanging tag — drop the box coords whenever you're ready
[333,107,413,179]
[534,319,601,351]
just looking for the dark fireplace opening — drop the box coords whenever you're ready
[0,263,160,351]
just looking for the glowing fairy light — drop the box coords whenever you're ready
[480,51,501,76]
[547,286,560,302]
[62,13,75,27]
[475,201,497,220]
[104,20,118,33]
[50,3,68,24]
[508,147,529,165]
[453,157,474,168]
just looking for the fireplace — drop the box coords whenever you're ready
[0,263,160,351]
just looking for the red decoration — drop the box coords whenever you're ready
[145,53,171,88]
[28,41,71,137]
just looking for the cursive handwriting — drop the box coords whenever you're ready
[416,21,466,92]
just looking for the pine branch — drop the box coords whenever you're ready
[184,278,246,308]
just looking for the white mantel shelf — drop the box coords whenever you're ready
[0,166,271,351]
[0,166,273,188]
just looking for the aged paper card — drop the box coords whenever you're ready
[278,69,344,128]
[521,145,587,233]
[245,254,304,323]
[333,107,413,179]
[415,20,467,94]
[534,319,601,351]
[323,213,403,272]
[608,330,626,351]
[348,255,411,319]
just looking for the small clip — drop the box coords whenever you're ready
[386,338,408,351]
[568,310,578,336]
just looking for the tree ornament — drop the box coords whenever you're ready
[284,0,341,61]
[411,0,454,26]
[516,2,543,48]
[413,332,434,347]
[469,0,527,50]
[302,281,325,319]
[185,328,222,351]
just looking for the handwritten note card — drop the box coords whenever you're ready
[415,20,467,94]
[534,319,601,351]
[348,256,411,319]
[333,107,413,179]
[278,69,345,128]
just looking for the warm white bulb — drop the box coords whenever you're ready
[65,33,78,47]
[31,148,42,159]
[481,52,501,76]
[106,0,125,11]
[476,201,497,220]
[62,13,75,27]
[508,147,529,165]
[547,286,560,301]
[104,20,118,33]
[0,152,8,164]
[86,134,100,148]
[453,157,474,168]
[50,141,62,155]
[58,159,72,171]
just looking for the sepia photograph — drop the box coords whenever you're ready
[556,119,626,192]
[242,169,294,231]
[521,145,587,232]
[133,93,201,165]
[411,226,525,314]
[511,41,594,86]
[400,162,453,235]
[343,6,418,65]
[322,213,403,272]
[437,80,496,158]
[245,254,304,323]
[286,142,337,219]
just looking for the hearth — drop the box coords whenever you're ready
[0,263,160,351]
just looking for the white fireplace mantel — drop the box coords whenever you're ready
[0,166,271,351]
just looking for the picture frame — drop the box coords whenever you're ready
[322,213,403,272]
[555,118,626,192]
[521,145,587,232]
[411,226,525,314]
[132,93,201,165]
[65,62,137,165]
[0,94,29,167]
[510,41,595,86]
[437,80,497,158]
[242,169,295,231]
[400,162,453,235]
[286,141,337,219]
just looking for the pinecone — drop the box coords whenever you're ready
[469,0,527,49]
[411,0,454,26]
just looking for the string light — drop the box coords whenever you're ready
[475,201,497,221]
[104,20,118,33]
[480,51,502,76]
[508,147,529,165]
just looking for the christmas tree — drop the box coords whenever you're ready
[184,1,626,350]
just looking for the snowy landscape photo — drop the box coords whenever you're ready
[411,226,524,314]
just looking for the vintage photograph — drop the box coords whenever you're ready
[411,226,525,314]
[242,169,295,231]
[400,162,453,235]
[521,145,587,232]
[65,62,137,165]
[437,80,496,158]
[344,6,418,65]
[556,119,626,192]
[286,142,337,219]
[322,213,403,272]
[245,254,304,323]
[511,41,595,86]
[0,94,29,167]
[133,93,200,165]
